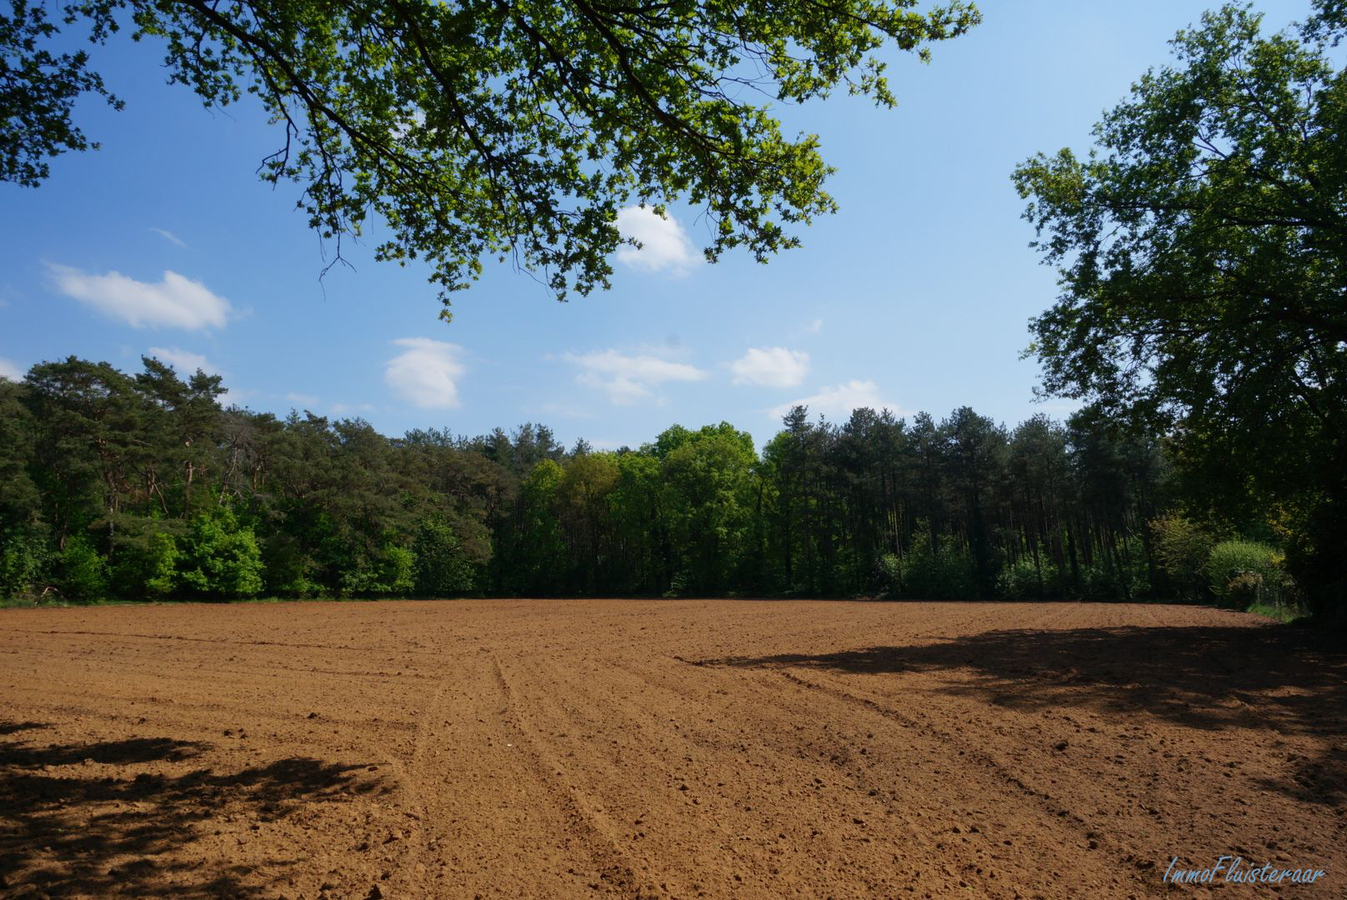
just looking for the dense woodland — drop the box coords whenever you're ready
[0,357,1296,615]
[4,5,1344,628]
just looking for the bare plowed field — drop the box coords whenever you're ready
[1,600,1344,899]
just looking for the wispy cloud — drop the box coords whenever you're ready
[806,318,824,334]
[561,349,708,404]
[48,263,232,330]
[615,206,699,275]
[149,227,187,248]
[148,346,219,376]
[770,380,900,421]
[385,338,465,409]
[286,392,320,407]
[331,401,377,416]
[534,401,598,420]
[730,347,810,388]
[0,358,23,381]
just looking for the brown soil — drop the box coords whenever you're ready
[1,599,1344,899]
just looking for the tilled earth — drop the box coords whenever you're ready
[1,599,1344,899]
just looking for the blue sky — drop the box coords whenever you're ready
[0,0,1310,450]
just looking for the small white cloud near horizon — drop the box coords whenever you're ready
[385,338,465,409]
[286,392,320,407]
[562,349,708,405]
[48,263,232,330]
[149,227,187,248]
[0,358,23,381]
[331,401,377,416]
[731,347,810,388]
[534,401,598,420]
[148,346,219,376]
[770,380,900,421]
[615,206,699,275]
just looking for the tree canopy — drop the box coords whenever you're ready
[1013,1,1347,621]
[1,0,977,314]
[2,355,1193,607]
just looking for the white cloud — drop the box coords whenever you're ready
[615,206,699,274]
[731,347,811,388]
[149,227,187,248]
[0,358,22,381]
[561,349,708,405]
[770,380,899,420]
[48,263,232,330]
[286,392,320,406]
[331,402,377,416]
[384,338,465,409]
[807,318,824,333]
[534,401,598,420]
[148,346,219,375]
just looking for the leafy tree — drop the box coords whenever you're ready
[0,532,47,601]
[0,376,40,530]
[110,523,180,598]
[53,535,107,601]
[555,452,620,593]
[502,458,567,594]
[379,542,416,595]
[1150,514,1216,602]
[760,407,822,592]
[1206,539,1287,610]
[0,354,1223,609]
[5,0,977,312]
[658,422,757,593]
[1014,2,1347,622]
[136,356,226,519]
[412,518,475,596]
[941,406,1007,594]
[178,507,264,597]
[1005,415,1071,595]
[891,525,977,600]
[0,377,46,599]
[22,358,145,555]
[608,451,664,593]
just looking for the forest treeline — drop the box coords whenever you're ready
[0,357,1295,611]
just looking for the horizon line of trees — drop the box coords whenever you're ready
[0,356,1300,615]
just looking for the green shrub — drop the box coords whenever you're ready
[179,508,264,597]
[339,542,419,596]
[382,544,416,594]
[262,538,325,597]
[0,532,48,600]
[996,555,1065,600]
[886,531,979,600]
[55,536,107,602]
[1206,540,1287,610]
[1151,515,1216,599]
[876,553,902,594]
[112,529,179,599]
[413,519,475,595]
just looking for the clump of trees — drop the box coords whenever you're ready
[1014,0,1346,624]
[0,355,1305,615]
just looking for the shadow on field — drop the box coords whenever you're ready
[695,624,1347,804]
[0,725,381,897]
